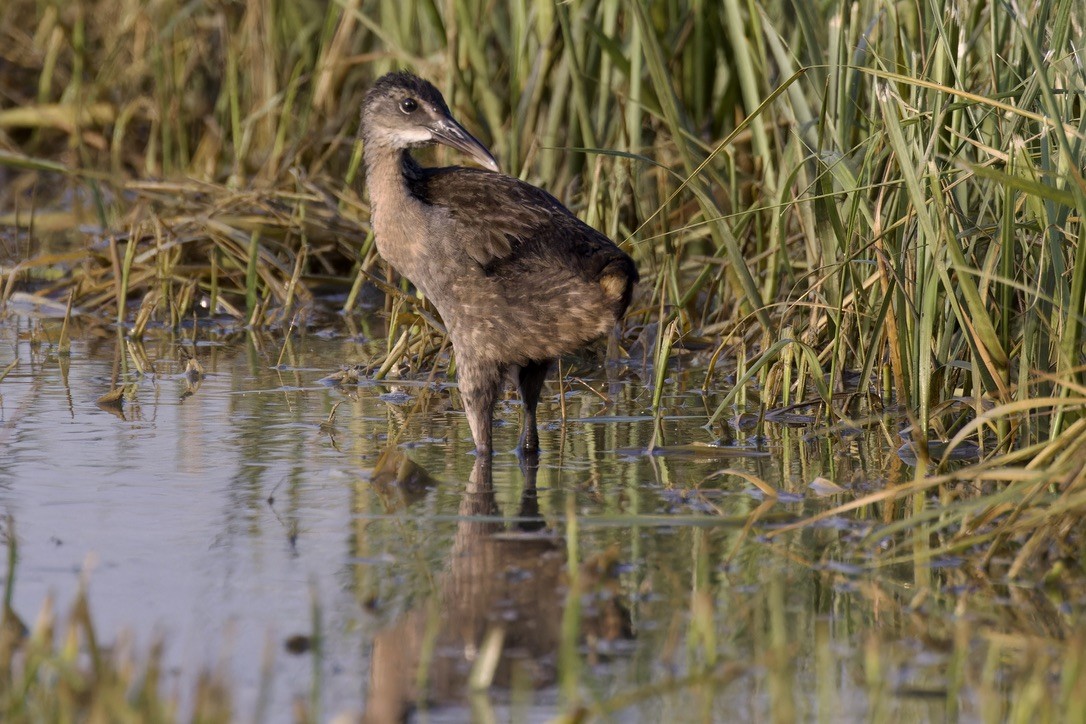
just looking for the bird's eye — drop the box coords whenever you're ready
[399,98,418,113]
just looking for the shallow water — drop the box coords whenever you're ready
[0,313,1075,721]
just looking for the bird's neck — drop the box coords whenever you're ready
[363,147,420,202]
[363,147,429,282]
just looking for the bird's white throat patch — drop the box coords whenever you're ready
[374,126,433,146]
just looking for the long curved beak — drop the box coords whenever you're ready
[431,117,500,172]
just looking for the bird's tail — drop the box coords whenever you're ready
[599,255,638,318]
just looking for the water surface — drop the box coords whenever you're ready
[0,313,1068,721]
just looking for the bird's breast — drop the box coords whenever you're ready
[372,203,425,279]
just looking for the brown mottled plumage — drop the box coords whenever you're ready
[360,71,638,454]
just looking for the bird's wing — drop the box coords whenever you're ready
[408,167,622,279]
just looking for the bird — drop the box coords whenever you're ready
[359,71,638,455]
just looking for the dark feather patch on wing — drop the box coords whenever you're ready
[408,165,629,286]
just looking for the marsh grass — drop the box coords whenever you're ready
[3,0,1086,718]
[3,0,1082,426]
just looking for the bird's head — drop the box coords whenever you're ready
[360,71,499,172]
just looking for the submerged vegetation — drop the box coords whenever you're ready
[2,0,1086,719]
[0,521,235,722]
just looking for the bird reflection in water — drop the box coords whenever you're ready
[362,452,632,722]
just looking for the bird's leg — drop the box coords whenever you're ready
[458,358,504,455]
[517,359,551,454]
